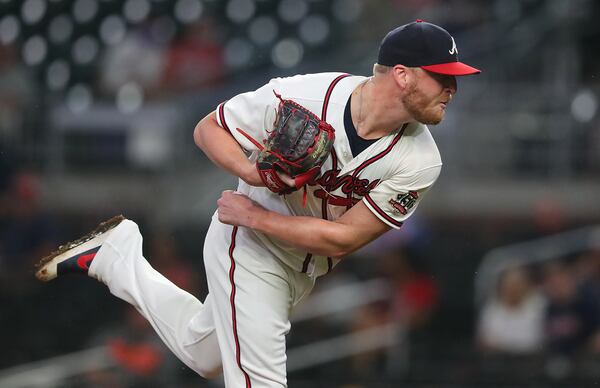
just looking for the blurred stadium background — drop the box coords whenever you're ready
[1,0,600,387]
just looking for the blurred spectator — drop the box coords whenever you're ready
[588,119,600,173]
[148,232,205,297]
[532,197,568,236]
[572,249,600,289]
[84,305,181,388]
[572,249,600,353]
[542,261,600,355]
[382,248,439,329]
[0,171,60,290]
[160,17,225,94]
[477,266,546,354]
[349,302,391,378]
[0,146,16,218]
[347,247,439,379]
[0,44,36,148]
[99,20,169,98]
[0,171,62,366]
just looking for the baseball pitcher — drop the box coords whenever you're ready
[36,20,480,387]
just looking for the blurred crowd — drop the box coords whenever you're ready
[2,168,600,386]
[3,0,600,176]
[0,168,212,387]
[477,255,600,358]
[2,0,600,387]
[476,253,600,382]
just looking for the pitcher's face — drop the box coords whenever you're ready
[403,69,457,125]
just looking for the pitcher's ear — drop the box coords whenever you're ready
[391,64,412,90]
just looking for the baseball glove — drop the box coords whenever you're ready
[236,91,335,196]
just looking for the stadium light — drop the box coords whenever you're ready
[174,0,204,24]
[298,15,329,46]
[48,14,74,44]
[46,59,71,91]
[124,0,150,23]
[0,15,20,45]
[224,37,253,68]
[22,35,47,65]
[271,38,303,68]
[73,0,99,24]
[277,0,308,24]
[248,16,278,46]
[100,15,127,46]
[21,0,46,25]
[72,35,99,64]
[226,0,255,24]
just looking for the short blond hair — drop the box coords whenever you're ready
[373,63,391,75]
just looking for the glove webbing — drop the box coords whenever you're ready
[269,91,331,207]
[235,91,330,206]
[271,91,336,150]
[236,126,310,207]
[235,127,303,170]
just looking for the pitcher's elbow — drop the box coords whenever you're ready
[326,241,356,259]
[193,123,206,149]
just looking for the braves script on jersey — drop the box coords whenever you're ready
[217,72,442,276]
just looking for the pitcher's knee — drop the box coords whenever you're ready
[115,219,142,242]
[188,347,222,378]
[103,219,144,254]
[195,363,222,379]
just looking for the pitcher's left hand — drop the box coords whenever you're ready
[217,190,265,228]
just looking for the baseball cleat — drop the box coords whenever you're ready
[35,215,125,282]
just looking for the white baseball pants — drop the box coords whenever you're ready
[89,218,314,388]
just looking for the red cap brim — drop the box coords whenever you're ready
[421,61,481,76]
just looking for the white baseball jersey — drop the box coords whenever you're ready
[89,72,443,388]
[216,72,442,277]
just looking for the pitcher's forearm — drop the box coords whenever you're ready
[216,192,391,257]
[248,208,355,258]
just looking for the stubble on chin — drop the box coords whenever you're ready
[403,86,444,125]
[419,109,443,125]
[410,109,442,125]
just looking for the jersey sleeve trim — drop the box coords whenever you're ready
[217,101,232,134]
[322,73,351,120]
[364,193,403,229]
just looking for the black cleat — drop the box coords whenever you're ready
[35,215,125,282]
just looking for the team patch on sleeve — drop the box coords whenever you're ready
[388,191,419,215]
[363,194,404,229]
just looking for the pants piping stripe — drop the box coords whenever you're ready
[228,226,252,388]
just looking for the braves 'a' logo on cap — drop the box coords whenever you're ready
[388,191,418,215]
[449,37,458,55]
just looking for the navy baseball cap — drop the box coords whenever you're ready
[378,20,480,76]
